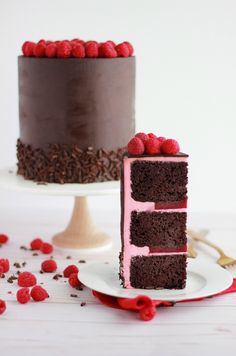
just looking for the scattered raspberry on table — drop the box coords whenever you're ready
[18,272,37,287]
[63,265,79,278]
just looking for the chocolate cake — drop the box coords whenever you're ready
[120,134,188,289]
[17,39,135,183]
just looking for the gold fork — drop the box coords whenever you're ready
[188,229,236,268]
[187,229,209,258]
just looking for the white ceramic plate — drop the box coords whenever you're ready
[79,259,233,301]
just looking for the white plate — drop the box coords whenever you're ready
[79,259,233,301]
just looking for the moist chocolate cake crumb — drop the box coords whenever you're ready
[131,160,188,202]
[16,270,21,275]
[80,302,86,307]
[13,262,21,268]
[22,262,27,267]
[66,256,72,260]
[130,255,187,289]
[20,245,28,251]
[17,139,126,184]
[40,270,44,274]
[130,211,187,248]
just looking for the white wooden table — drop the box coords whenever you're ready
[0,205,236,356]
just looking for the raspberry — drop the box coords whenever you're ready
[63,265,79,278]
[41,259,57,273]
[72,43,85,58]
[127,137,145,155]
[0,265,4,277]
[38,39,46,45]
[22,41,36,57]
[99,42,117,58]
[161,139,180,155]
[0,259,10,273]
[30,238,43,250]
[57,41,71,58]
[34,42,46,57]
[45,43,57,58]
[31,285,49,302]
[40,242,53,254]
[0,299,6,315]
[85,41,99,58]
[157,136,166,143]
[124,41,134,56]
[68,273,81,288]
[135,132,149,144]
[16,287,30,304]
[106,40,116,48]
[116,42,130,57]
[0,234,9,244]
[148,133,158,140]
[145,138,161,155]
[18,272,37,287]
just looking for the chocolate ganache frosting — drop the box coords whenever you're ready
[17,57,135,183]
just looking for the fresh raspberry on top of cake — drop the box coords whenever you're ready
[161,139,180,155]
[127,137,145,155]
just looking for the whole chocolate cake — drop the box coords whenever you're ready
[17,39,135,183]
[120,133,188,289]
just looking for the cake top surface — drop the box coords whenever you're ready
[21,39,134,59]
[126,132,188,157]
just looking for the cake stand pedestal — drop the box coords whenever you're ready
[0,168,119,251]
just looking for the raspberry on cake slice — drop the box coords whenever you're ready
[120,133,188,289]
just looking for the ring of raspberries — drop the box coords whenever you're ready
[22,39,134,58]
[127,132,180,156]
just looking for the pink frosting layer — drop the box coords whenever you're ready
[121,155,188,288]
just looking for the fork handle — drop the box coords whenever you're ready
[188,231,226,257]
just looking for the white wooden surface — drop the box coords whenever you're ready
[0,205,236,356]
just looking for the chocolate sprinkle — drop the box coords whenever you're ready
[80,302,86,307]
[13,262,21,268]
[17,139,125,184]
[70,294,78,298]
[78,260,86,264]
[53,273,63,280]
[7,275,18,284]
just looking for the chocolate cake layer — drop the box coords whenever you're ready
[18,57,135,150]
[130,211,187,248]
[131,160,188,202]
[17,139,125,183]
[130,255,187,289]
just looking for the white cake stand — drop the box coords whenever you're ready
[0,168,119,251]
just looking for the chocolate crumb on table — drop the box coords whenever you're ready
[78,260,86,263]
[70,294,78,298]
[13,262,21,268]
[80,302,86,307]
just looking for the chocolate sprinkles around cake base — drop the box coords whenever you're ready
[17,139,126,184]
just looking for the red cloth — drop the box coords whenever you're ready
[92,278,236,321]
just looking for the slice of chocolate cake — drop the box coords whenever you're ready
[120,134,188,289]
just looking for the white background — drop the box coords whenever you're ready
[0,0,236,213]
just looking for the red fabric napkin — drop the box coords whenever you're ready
[92,278,236,321]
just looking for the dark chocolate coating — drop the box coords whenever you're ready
[18,56,135,150]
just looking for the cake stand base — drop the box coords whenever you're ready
[0,168,119,251]
[53,196,112,251]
